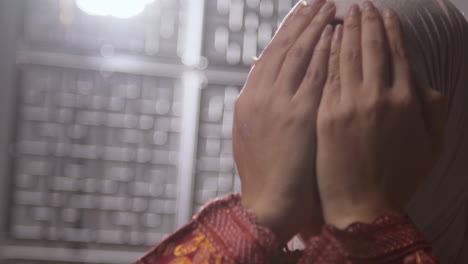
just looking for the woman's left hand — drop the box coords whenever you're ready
[316,2,448,229]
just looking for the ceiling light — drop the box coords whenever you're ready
[76,0,155,19]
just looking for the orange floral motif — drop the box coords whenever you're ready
[164,243,177,256]
[174,232,206,257]
[193,239,212,264]
[169,256,192,264]
[416,252,422,263]
[214,254,222,264]
[170,231,222,264]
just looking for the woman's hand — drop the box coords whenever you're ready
[232,0,336,244]
[316,2,448,229]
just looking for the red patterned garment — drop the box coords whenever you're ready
[134,194,438,264]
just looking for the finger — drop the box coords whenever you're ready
[382,8,412,89]
[340,4,362,97]
[276,1,336,95]
[293,24,333,107]
[255,0,326,89]
[321,25,343,105]
[361,1,391,90]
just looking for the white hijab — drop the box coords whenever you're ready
[333,0,468,262]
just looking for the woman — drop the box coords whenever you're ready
[133,0,468,263]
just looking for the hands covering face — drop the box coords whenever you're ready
[233,0,336,244]
[232,0,448,243]
[316,2,448,228]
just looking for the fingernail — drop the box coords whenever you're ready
[321,24,333,39]
[292,1,304,16]
[293,1,306,15]
[308,0,324,5]
[362,1,374,11]
[334,24,343,40]
[348,4,359,17]
[320,1,334,13]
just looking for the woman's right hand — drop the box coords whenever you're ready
[232,0,336,244]
[316,2,448,229]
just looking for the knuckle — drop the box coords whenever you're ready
[287,45,306,59]
[343,48,361,62]
[330,45,339,57]
[363,12,380,24]
[362,99,386,118]
[385,19,400,34]
[388,41,399,55]
[317,111,337,129]
[311,15,327,28]
[395,91,414,107]
[345,19,360,31]
[296,106,313,123]
[390,42,407,59]
[279,37,294,49]
[314,45,330,56]
[317,115,333,130]
[296,8,309,18]
[267,36,294,53]
[363,38,385,50]
[327,71,340,83]
[305,67,326,84]
[280,17,293,28]
[318,107,353,130]
[384,10,400,26]
[285,106,311,128]
[373,59,387,70]
[260,46,273,58]
[384,22,404,49]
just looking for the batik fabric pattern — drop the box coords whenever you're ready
[134,194,438,264]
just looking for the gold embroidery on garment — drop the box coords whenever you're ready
[416,251,422,263]
[172,231,223,263]
[214,253,223,264]
[193,239,212,264]
[169,256,192,264]
[164,242,177,256]
[174,232,206,256]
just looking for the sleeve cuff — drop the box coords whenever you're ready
[324,214,430,260]
[302,214,433,263]
[193,193,286,263]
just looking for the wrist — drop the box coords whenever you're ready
[241,196,296,245]
[323,199,404,229]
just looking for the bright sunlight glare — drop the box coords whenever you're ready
[76,0,155,19]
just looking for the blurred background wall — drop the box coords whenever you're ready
[453,0,467,14]
[0,0,296,263]
[0,0,466,263]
